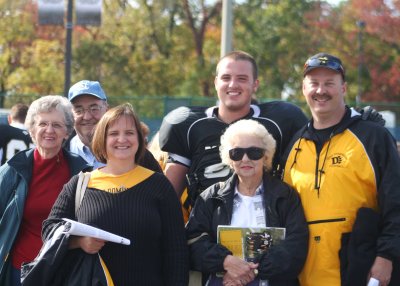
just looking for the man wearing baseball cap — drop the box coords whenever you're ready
[67,80,161,172]
[68,80,109,169]
[282,53,400,286]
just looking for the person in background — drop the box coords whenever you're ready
[148,131,168,169]
[283,53,400,286]
[148,131,191,223]
[186,119,308,286]
[0,95,91,285]
[140,121,150,146]
[43,103,188,285]
[67,79,161,172]
[0,103,33,165]
[8,103,29,130]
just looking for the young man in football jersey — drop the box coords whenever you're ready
[0,103,33,165]
[159,51,308,206]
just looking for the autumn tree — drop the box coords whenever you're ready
[0,0,398,111]
[341,0,400,103]
[0,0,37,104]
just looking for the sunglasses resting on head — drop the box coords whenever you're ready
[303,53,346,80]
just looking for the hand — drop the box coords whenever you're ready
[69,236,106,254]
[368,256,393,286]
[359,106,385,126]
[222,255,258,285]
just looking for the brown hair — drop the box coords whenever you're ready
[10,103,29,123]
[92,103,145,164]
[216,50,258,80]
[140,121,150,145]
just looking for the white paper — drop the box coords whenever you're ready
[62,218,131,245]
[367,277,380,286]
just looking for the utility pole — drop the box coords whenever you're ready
[221,0,233,58]
[356,20,366,107]
[64,0,73,97]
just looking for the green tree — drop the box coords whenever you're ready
[0,0,37,105]
[7,39,64,95]
[181,0,222,97]
[234,0,313,101]
[0,0,398,112]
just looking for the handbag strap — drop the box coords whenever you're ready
[75,171,91,216]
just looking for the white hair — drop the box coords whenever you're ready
[220,119,276,171]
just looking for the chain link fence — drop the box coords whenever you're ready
[1,93,399,141]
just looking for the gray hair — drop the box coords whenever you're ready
[25,95,75,141]
[220,119,276,171]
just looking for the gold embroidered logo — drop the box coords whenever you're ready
[107,185,128,193]
[328,153,347,168]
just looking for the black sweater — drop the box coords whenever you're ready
[43,170,188,285]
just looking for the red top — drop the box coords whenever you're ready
[11,149,70,268]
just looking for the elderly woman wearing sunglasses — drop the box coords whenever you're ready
[186,119,308,286]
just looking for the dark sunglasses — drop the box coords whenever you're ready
[304,58,345,78]
[229,147,265,161]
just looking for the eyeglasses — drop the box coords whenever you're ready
[36,121,65,130]
[229,147,265,161]
[304,57,345,78]
[73,104,103,117]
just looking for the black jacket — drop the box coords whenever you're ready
[186,172,309,286]
[21,223,113,286]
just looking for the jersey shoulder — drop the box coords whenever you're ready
[257,101,308,125]
[0,125,31,145]
[258,101,305,115]
[161,106,209,126]
[159,106,212,153]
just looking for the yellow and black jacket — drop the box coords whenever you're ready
[283,107,400,286]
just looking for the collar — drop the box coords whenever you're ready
[205,105,257,120]
[304,106,360,140]
[70,134,86,152]
[10,122,26,130]
[70,135,104,169]
[234,181,264,198]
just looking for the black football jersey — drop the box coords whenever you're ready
[0,125,33,165]
[159,101,308,191]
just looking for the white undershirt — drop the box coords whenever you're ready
[229,183,269,286]
[230,183,266,228]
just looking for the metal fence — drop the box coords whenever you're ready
[1,94,400,141]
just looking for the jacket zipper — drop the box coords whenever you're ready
[314,155,320,191]
[308,217,346,225]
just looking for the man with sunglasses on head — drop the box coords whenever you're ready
[67,80,161,172]
[159,51,308,210]
[283,53,400,286]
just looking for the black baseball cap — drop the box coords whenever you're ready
[303,53,345,80]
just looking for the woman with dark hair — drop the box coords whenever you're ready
[43,103,188,285]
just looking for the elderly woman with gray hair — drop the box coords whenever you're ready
[186,119,309,286]
[0,95,91,286]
